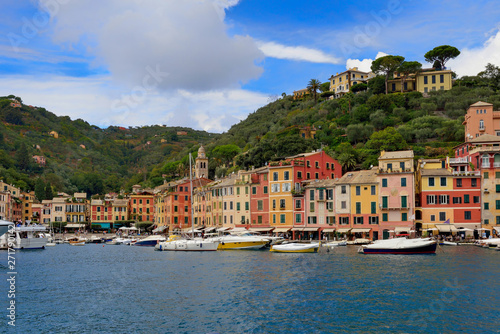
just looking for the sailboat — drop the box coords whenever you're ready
[46,221,56,246]
[155,153,219,252]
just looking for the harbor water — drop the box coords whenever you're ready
[1,244,499,333]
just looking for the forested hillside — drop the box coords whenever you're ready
[1,63,500,200]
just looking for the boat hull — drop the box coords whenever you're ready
[155,240,219,251]
[270,243,320,253]
[218,241,268,250]
[362,243,437,254]
[69,241,85,246]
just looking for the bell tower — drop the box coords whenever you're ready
[195,145,208,178]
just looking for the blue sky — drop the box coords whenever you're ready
[1,0,500,132]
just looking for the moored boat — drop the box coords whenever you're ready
[360,238,437,254]
[155,235,219,251]
[132,235,166,246]
[69,240,86,246]
[270,242,320,253]
[440,240,458,246]
[3,226,49,249]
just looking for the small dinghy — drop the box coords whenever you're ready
[270,242,320,253]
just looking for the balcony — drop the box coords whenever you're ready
[494,162,500,168]
[449,157,468,164]
[482,163,491,169]
[452,170,480,176]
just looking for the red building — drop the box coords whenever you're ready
[249,166,270,230]
[129,191,155,223]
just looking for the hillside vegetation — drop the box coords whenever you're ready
[1,63,500,199]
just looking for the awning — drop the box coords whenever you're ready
[493,227,500,233]
[303,227,319,232]
[435,224,458,232]
[181,227,193,232]
[337,228,351,233]
[351,228,371,233]
[248,227,274,232]
[322,228,336,233]
[204,227,216,233]
[291,227,303,231]
[217,227,231,232]
[395,227,410,233]
[273,227,291,233]
[152,225,168,233]
[66,223,86,228]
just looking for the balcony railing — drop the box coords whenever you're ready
[452,170,480,176]
[482,163,490,168]
[494,162,500,168]
[449,157,468,164]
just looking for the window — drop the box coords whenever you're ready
[382,196,388,209]
[400,162,405,171]
[236,202,240,211]
[282,183,291,192]
[273,172,278,181]
[174,206,178,212]
[473,196,480,204]
[310,202,315,212]
[439,212,446,221]
[440,177,447,187]
[356,186,360,196]
[252,187,257,195]
[387,163,392,171]
[464,211,471,220]
[496,184,500,193]
[295,200,301,209]
[279,200,285,209]
[310,189,315,201]
[284,171,290,180]
[428,177,435,186]
[306,173,310,179]
[497,216,500,225]
[371,202,376,214]
[453,197,462,204]
[427,195,436,205]
[341,185,347,194]
[356,202,361,214]
[484,202,489,210]
[439,195,448,205]
[327,189,333,200]
[326,162,330,169]
[253,200,261,211]
[258,216,262,224]
[371,186,376,195]
[263,186,268,194]
[401,196,408,208]
[402,213,407,221]
[382,179,388,187]
[326,202,333,211]
[464,194,470,204]
[479,120,484,130]
[354,216,364,224]
[237,187,240,195]
[456,179,462,187]
[245,187,249,195]
[424,76,428,84]
[315,173,319,179]
[295,214,301,223]
[280,214,285,224]
[369,216,379,224]
[318,189,324,201]
[430,215,435,222]
[432,75,436,84]
[297,171,302,179]
[484,172,489,179]
[440,74,444,83]
[484,219,489,225]
[271,184,280,193]
[341,201,347,209]
[401,178,406,187]
[382,213,388,222]
[496,200,500,210]
[471,179,477,187]
[315,161,319,168]
[272,200,276,209]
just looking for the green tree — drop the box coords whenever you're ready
[44,184,54,200]
[478,63,500,90]
[366,127,408,151]
[15,142,31,172]
[424,45,460,69]
[335,142,358,173]
[370,55,405,94]
[397,61,422,92]
[307,79,321,104]
[212,144,241,167]
[319,82,330,93]
[350,83,368,93]
[35,178,46,201]
[367,75,386,95]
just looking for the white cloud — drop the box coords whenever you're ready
[345,51,387,72]
[0,75,268,133]
[39,0,263,91]
[448,29,500,77]
[257,41,341,64]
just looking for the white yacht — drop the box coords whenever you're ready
[212,231,271,250]
[3,226,49,250]
[155,235,219,251]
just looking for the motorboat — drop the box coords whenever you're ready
[69,240,86,246]
[132,235,166,247]
[155,235,219,251]
[88,236,104,244]
[476,238,500,248]
[211,232,271,250]
[0,220,14,236]
[1,226,49,249]
[270,242,320,253]
[359,238,437,254]
[115,236,137,245]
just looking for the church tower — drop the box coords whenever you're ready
[195,145,208,178]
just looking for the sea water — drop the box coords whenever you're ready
[1,244,499,333]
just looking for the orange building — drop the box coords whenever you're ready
[463,101,500,141]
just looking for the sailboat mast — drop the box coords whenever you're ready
[190,153,194,239]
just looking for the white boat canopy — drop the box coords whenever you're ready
[152,226,168,233]
[248,227,274,232]
[217,227,231,232]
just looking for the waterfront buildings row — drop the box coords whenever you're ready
[1,102,500,239]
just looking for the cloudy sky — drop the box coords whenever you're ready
[1,0,500,132]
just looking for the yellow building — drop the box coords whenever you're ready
[329,67,374,99]
[293,88,309,100]
[388,69,453,94]
[269,163,294,229]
